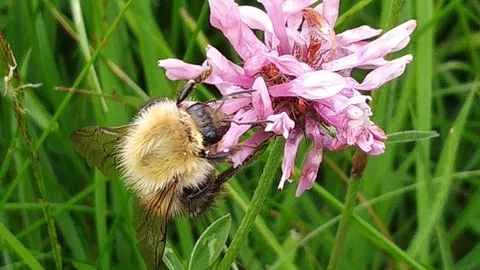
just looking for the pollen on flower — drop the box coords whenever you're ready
[302,7,337,64]
[295,98,308,114]
[157,0,416,196]
[307,38,323,67]
[259,63,295,86]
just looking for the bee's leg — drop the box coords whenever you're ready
[205,151,230,163]
[176,80,196,105]
[188,179,212,201]
[227,119,274,126]
[212,89,257,110]
[215,139,271,187]
[176,64,213,105]
[187,174,216,217]
[215,165,243,187]
[188,140,271,216]
[185,157,257,216]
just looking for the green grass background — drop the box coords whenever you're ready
[1,0,479,269]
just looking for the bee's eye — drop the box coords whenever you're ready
[205,130,217,143]
[187,104,213,142]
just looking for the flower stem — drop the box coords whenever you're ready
[327,150,367,270]
[217,138,283,270]
[386,0,405,30]
[0,28,61,269]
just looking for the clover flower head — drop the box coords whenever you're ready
[158,0,416,196]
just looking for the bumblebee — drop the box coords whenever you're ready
[71,66,254,269]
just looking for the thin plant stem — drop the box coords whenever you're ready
[386,0,406,30]
[0,28,61,269]
[326,176,361,270]
[217,138,283,270]
[182,0,210,62]
[336,0,375,25]
[309,184,426,270]
[327,149,366,270]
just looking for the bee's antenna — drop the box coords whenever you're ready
[222,119,274,126]
[215,89,257,111]
[177,63,213,105]
[176,79,196,105]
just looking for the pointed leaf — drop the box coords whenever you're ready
[188,214,232,270]
[386,130,439,144]
[163,243,186,270]
[72,262,97,270]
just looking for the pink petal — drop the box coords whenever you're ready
[269,70,345,100]
[352,54,413,91]
[252,77,274,119]
[258,0,290,55]
[218,109,257,150]
[370,124,387,141]
[230,130,271,167]
[381,20,417,53]
[285,13,304,31]
[302,8,336,56]
[313,0,340,27]
[353,58,389,70]
[368,141,386,155]
[355,130,374,152]
[239,6,273,33]
[206,45,254,88]
[265,112,295,139]
[323,20,417,72]
[243,50,271,75]
[333,94,371,112]
[265,51,314,76]
[283,0,317,30]
[363,125,387,155]
[215,84,247,96]
[283,0,317,14]
[157,59,205,80]
[296,119,323,196]
[336,25,383,46]
[347,105,365,120]
[208,0,267,60]
[322,135,346,152]
[345,128,360,145]
[215,97,252,115]
[278,127,303,189]
[238,5,281,51]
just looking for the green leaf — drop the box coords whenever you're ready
[188,214,232,270]
[163,242,186,270]
[72,261,97,270]
[385,130,439,144]
[456,242,480,270]
[0,222,44,270]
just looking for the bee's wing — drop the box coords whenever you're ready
[70,125,131,178]
[134,181,178,270]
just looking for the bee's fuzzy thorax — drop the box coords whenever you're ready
[71,65,247,269]
[117,100,215,217]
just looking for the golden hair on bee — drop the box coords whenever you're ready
[117,96,229,218]
[71,65,256,269]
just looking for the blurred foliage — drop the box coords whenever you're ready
[0,0,479,269]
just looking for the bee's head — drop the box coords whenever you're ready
[187,103,231,146]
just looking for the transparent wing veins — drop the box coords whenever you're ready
[70,125,131,178]
[135,180,179,269]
